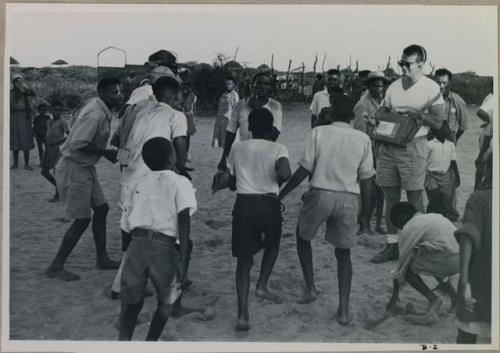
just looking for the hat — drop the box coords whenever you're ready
[148,50,177,67]
[366,71,389,85]
[150,66,182,84]
[11,74,24,82]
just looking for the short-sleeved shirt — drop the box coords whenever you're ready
[353,93,382,137]
[122,170,197,238]
[45,118,69,145]
[309,89,330,116]
[454,190,492,322]
[33,114,51,134]
[299,121,375,194]
[120,101,188,185]
[218,90,240,119]
[59,97,114,167]
[227,139,289,195]
[445,92,469,135]
[226,98,282,141]
[383,76,444,138]
[427,138,456,174]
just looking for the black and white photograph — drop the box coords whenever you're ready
[2,3,499,352]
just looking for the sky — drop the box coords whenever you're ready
[6,4,498,76]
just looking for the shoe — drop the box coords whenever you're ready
[24,165,33,171]
[371,243,399,263]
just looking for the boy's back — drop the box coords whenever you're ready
[427,138,456,174]
[123,170,196,236]
[228,139,288,195]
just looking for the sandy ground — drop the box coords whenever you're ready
[9,103,481,342]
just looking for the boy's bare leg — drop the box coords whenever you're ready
[46,217,91,281]
[434,277,456,309]
[296,233,318,304]
[335,248,353,325]
[182,238,193,290]
[405,269,442,312]
[91,203,119,269]
[146,302,173,341]
[119,300,144,340]
[255,246,282,303]
[375,186,386,234]
[235,256,253,331]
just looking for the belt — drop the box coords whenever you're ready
[131,228,177,245]
[237,193,278,198]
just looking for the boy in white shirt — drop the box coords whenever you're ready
[227,107,291,331]
[426,121,460,221]
[119,137,196,341]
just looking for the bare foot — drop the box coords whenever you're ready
[375,225,387,235]
[235,319,250,331]
[171,305,203,318]
[336,310,353,326]
[46,267,80,281]
[296,290,317,304]
[427,296,443,313]
[96,258,120,270]
[255,288,282,304]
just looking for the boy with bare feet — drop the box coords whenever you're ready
[279,95,374,325]
[227,107,291,331]
[386,202,459,316]
[119,137,196,340]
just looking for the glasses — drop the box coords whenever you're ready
[398,60,418,69]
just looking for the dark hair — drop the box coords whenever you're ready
[142,137,173,171]
[152,76,181,98]
[248,107,274,136]
[359,70,371,79]
[330,95,354,122]
[316,74,322,80]
[97,77,121,93]
[38,103,49,110]
[403,44,427,63]
[435,68,452,80]
[327,85,345,96]
[225,76,236,83]
[326,69,341,76]
[431,120,452,140]
[390,202,417,229]
[252,72,270,84]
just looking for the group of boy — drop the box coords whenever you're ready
[39,44,493,343]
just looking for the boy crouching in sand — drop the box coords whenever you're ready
[227,107,291,331]
[119,137,196,341]
[386,202,458,317]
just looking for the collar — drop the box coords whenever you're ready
[96,97,114,122]
[331,121,352,128]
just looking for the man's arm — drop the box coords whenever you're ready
[173,135,188,170]
[78,143,117,163]
[475,135,492,168]
[177,208,191,284]
[455,233,474,321]
[420,103,446,130]
[455,129,465,142]
[450,160,460,187]
[218,131,236,171]
[476,108,490,123]
[278,166,310,201]
[386,279,400,314]
[275,157,292,186]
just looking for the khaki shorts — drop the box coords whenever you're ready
[297,188,359,249]
[409,250,459,278]
[55,157,106,219]
[376,137,428,191]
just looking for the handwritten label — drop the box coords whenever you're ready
[420,344,439,350]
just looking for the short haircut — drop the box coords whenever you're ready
[142,137,173,171]
[359,70,371,79]
[331,94,354,121]
[248,107,274,135]
[252,72,270,84]
[435,68,452,80]
[97,77,121,93]
[326,69,341,76]
[390,202,417,230]
[431,120,452,140]
[403,44,427,63]
[225,76,236,83]
[316,73,322,80]
[152,76,181,98]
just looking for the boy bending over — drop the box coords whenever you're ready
[119,137,196,340]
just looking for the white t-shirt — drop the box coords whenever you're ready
[383,76,444,138]
[120,101,187,186]
[226,98,283,141]
[121,170,197,238]
[309,89,330,116]
[427,139,456,174]
[227,139,289,195]
[299,122,375,194]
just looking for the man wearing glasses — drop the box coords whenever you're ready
[309,69,341,127]
[371,44,446,263]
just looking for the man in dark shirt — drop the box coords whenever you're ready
[33,103,51,165]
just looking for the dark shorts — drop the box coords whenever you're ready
[231,194,282,258]
[120,228,179,305]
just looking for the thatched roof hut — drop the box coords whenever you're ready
[10,57,19,65]
[256,64,272,73]
[52,59,69,66]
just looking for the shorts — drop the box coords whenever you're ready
[120,228,179,305]
[55,157,106,219]
[409,250,459,278]
[232,194,282,258]
[376,137,428,190]
[426,170,453,195]
[42,144,62,170]
[297,188,359,249]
